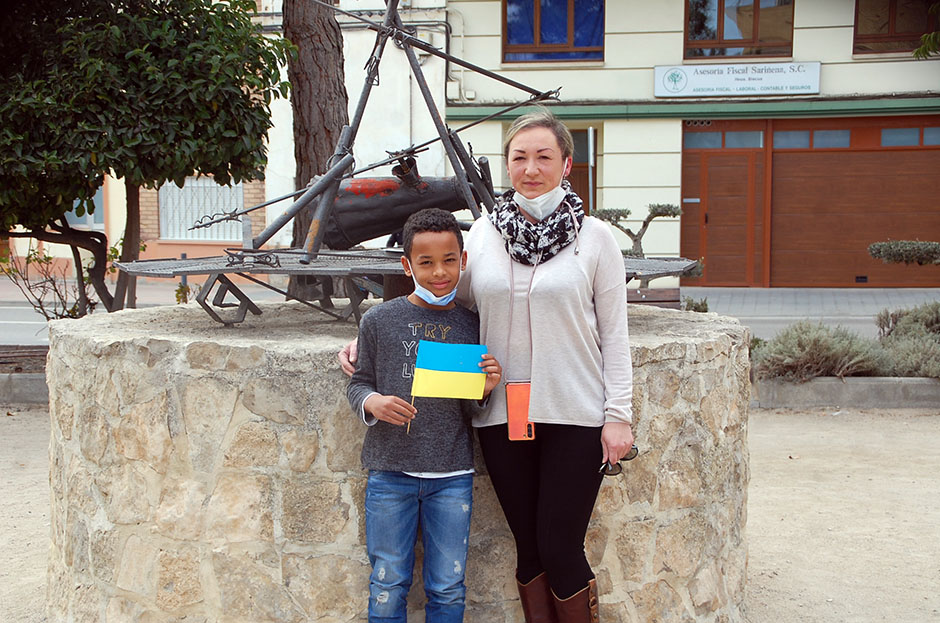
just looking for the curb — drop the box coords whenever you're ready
[752,377,940,409]
[0,373,49,405]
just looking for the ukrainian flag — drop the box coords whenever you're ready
[411,340,487,400]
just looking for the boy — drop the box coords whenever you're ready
[347,208,501,623]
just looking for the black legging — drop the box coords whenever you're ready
[477,423,605,600]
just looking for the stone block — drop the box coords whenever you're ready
[115,392,172,473]
[205,473,273,543]
[157,547,204,611]
[223,420,279,467]
[283,553,369,620]
[180,376,239,473]
[281,428,320,472]
[90,529,118,584]
[116,534,159,597]
[155,478,208,541]
[614,518,656,585]
[77,405,111,465]
[96,463,159,525]
[633,579,689,623]
[240,377,304,425]
[212,552,304,623]
[281,478,349,543]
[654,511,708,579]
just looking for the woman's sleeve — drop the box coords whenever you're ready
[593,225,634,424]
[346,312,380,424]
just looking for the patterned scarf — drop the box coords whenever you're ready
[488,180,585,266]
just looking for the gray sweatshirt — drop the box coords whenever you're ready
[347,296,482,472]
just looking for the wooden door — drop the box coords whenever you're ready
[681,151,763,285]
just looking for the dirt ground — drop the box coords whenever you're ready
[2,404,939,622]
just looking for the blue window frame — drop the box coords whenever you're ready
[504,0,604,62]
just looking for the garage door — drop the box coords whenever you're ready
[681,116,940,287]
[771,148,940,286]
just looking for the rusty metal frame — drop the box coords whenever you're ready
[116,0,697,325]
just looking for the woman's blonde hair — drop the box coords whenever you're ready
[503,107,574,161]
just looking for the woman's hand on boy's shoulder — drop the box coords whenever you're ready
[480,354,502,398]
[339,339,358,377]
[364,394,417,426]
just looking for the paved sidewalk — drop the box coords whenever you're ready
[1,276,938,343]
[681,286,940,340]
[0,277,284,345]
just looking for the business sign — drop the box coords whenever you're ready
[654,62,821,98]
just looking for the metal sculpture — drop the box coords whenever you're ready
[117,0,695,324]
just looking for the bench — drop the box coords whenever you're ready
[627,287,681,309]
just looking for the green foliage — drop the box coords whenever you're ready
[1,0,292,231]
[647,203,683,219]
[682,296,709,312]
[876,301,940,339]
[752,321,882,382]
[749,336,766,356]
[879,336,940,378]
[756,302,940,381]
[595,208,631,224]
[913,2,940,59]
[868,241,940,266]
[175,282,200,304]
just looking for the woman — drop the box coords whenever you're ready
[342,108,634,623]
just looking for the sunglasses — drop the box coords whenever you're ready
[598,444,639,476]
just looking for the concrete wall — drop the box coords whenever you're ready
[46,301,751,622]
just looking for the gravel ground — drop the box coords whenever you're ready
[2,404,939,622]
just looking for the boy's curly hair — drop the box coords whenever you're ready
[402,209,463,259]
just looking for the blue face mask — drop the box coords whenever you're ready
[405,260,460,306]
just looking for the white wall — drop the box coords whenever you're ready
[447,0,939,105]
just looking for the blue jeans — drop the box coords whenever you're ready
[365,470,473,623]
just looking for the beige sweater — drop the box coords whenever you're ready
[458,216,633,428]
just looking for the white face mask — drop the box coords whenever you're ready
[515,185,567,221]
[405,260,459,306]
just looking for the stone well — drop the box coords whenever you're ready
[46,300,750,622]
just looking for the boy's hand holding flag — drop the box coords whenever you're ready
[408,340,501,432]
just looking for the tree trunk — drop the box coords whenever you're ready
[63,221,90,317]
[283,0,348,301]
[113,178,141,310]
[7,227,115,312]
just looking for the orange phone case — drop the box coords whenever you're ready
[506,381,535,441]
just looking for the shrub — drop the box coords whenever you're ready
[752,321,882,381]
[683,296,708,312]
[876,301,940,340]
[878,336,940,379]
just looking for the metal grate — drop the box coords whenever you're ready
[158,177,243,241]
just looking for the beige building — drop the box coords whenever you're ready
[443,0,940,287]
[12,1,939,290]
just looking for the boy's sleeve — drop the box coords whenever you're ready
[346,312,381,426]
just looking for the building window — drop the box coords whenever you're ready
[65,186,105,231]
[882,127,922,146]
[924,127,940,145]
[854,0,937,53]
[158,176,244,241]
[503,0,604,62]
[684,130,764,148]
[813,130,851,148]
[685,0,794,58]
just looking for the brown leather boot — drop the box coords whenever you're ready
[552,578,599,623]
[517,572,558,623]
